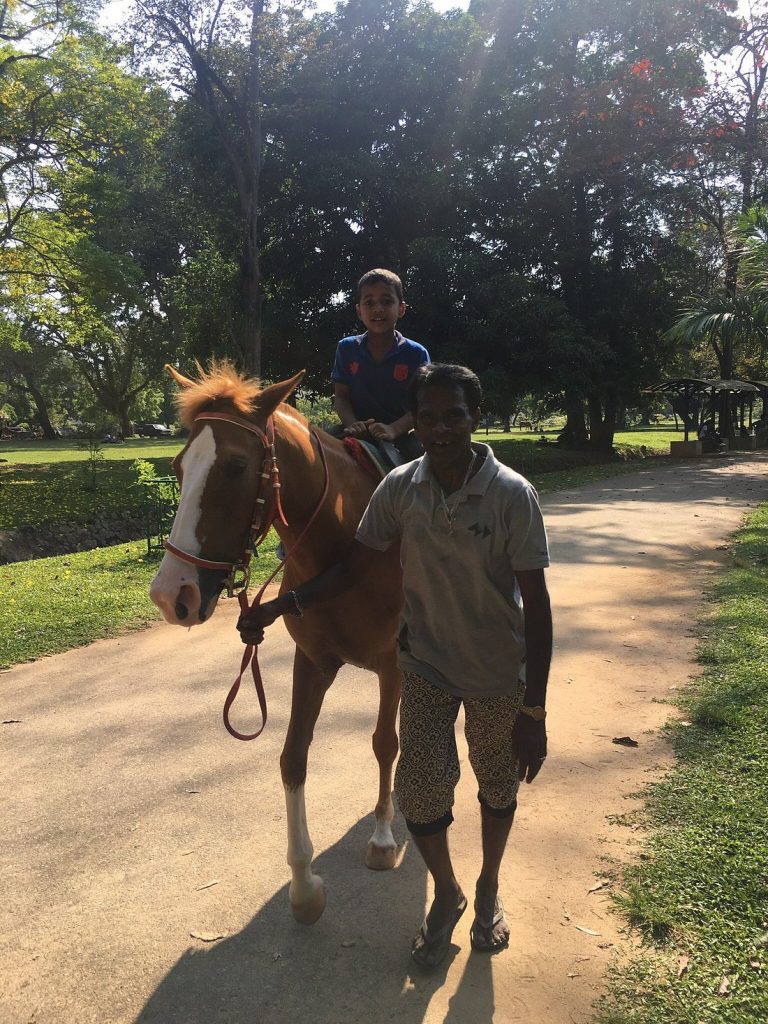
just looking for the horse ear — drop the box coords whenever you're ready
[165,364,196,389]
[257,370,306,415]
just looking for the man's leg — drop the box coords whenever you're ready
[395,672,465,965]
[465,689,524,951]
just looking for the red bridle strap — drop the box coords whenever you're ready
[223,429,330,741]
[162,541,238,573]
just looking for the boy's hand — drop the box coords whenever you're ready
[368,421,397,442]
[344,418,376,438]
[237,598,283,645]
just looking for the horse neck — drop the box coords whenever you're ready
[272,412,372,562]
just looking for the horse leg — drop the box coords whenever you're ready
[366,653,401,871]
[280,647,340,925]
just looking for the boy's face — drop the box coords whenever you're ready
[356,282,406,337]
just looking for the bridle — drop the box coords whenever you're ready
[164,408,330,740]
[164,411,289,598]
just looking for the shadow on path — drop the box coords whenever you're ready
[135,816,499,1024]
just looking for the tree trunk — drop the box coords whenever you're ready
[27,382,58,439]
[241,0,265,378]
[587,391,617,454]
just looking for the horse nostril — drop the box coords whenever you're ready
[175,600,189,621]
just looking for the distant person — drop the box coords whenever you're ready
[331,268,430,462]
[698,420,721,453]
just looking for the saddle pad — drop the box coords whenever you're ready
[342,437,389,480]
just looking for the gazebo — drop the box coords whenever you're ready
[643,378,761,453]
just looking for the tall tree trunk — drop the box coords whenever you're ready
[241,0,265,377]
[587,390,617,454]
[26,382,58,439]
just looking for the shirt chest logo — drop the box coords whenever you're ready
[468,522,491,540]
[393,363,409,382]
[349,361,360,375]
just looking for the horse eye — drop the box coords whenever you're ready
[223,459,247,478]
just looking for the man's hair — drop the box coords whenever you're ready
[356,268,404,302]
[409,363,483,415]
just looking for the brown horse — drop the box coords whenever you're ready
[149,362,403,924]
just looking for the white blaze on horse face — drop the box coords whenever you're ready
[149,426,217,624]
[169,426,217,553]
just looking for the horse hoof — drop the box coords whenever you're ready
[366,840,398,871]
[290,879,326,925]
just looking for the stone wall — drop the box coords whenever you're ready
[0,512,146,564]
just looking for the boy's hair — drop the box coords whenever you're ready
[409,363,483,415]
[356,268,404,302]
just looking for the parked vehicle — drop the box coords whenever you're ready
[134,422,173,437]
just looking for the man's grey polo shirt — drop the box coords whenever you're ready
[356,442,550,697]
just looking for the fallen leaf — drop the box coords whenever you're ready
[190,931,225,943]
[597,942,614,949]
[2,720,22,725]
[718,976,731,996]
[676,954,690,978]
[574,925,601,936]
[567,972,581,978]
[341,940,356,948]
[612,736,639,747]
[588,880,609,894]
[187,789,200,794]
[272,952,282,961]
[195,879,220,891]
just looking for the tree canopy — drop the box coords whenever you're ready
[2,0,766,444]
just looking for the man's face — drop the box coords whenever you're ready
[356,283,405,337]
[415,384,480,470]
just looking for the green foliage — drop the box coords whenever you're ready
[598,504,768,1024]
[0,534,282,669]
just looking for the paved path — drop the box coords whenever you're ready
[2,454,767,1024]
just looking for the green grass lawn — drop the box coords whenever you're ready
[0,438,180,528]
[598,504,768,1024]
[0,532,282,670]
[1,430,676,532]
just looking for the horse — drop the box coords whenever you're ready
[149,361,403,924]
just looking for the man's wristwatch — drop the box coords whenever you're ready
[518,705,547,721]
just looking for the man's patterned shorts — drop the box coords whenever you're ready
[394,671,525,836]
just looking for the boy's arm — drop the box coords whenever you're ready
[368,411,414,441]
[334,383,373,436]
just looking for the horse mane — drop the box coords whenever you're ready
[173,360,264,428]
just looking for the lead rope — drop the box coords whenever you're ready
[223,429,330,740]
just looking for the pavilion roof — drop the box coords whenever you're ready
[644,378,760,396]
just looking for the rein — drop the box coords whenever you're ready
[165,410,330,741]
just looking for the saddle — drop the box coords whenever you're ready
[342,437,397,480]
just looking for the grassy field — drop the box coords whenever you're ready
[0,532,282,670]
[1,429,680,530]
[598,504,768,1024]
[0,439,180,528]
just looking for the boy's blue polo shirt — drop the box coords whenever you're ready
[331,331,430,424]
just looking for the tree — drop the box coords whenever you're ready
[132,0,284,376]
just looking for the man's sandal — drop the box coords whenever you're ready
[470,896,510,952]
[410,893,468,968]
